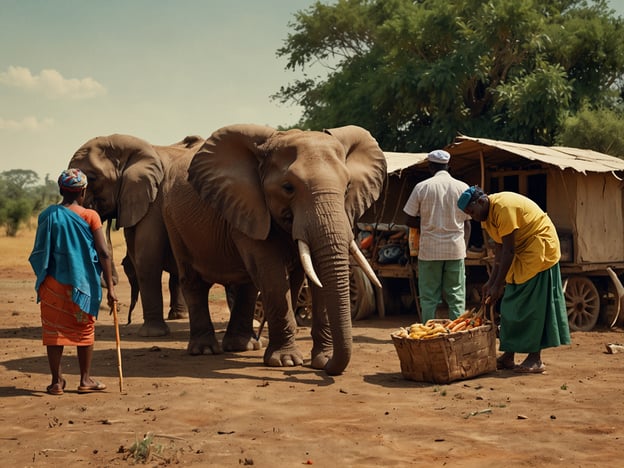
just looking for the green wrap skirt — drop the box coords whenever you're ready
[499,263,571,353]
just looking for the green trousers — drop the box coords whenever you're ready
[417,259,466,322]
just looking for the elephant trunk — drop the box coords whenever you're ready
[301,200,353,375]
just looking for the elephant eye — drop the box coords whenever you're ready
[282,182,294,195]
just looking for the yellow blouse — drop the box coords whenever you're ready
[482,192,560,284]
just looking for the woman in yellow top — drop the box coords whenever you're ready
[458,186,570,373]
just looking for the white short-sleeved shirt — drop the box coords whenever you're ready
[403,171,471,261]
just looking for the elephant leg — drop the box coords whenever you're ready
[126,221,170,337]
[166,273,188,320]
[222,283,263,352]
[136,271,169,337]
[183,268,221,355]
[260,273,303,367]
[231,233,303,367]
[309,284,333,370]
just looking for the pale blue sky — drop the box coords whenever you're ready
[0,0,317,179]
[1,0,623,180]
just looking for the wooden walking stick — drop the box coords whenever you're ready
[111,301,124,393]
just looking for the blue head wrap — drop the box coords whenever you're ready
[58,168,88,192]
[457,186,482,211]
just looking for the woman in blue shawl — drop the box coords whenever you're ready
[29,168,117,395]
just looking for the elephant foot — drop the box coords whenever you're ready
[187,334,223,355]
[138,321,170,337]
[263,344,304,367]
[312,344,350,376]
[222,333,264,352]
[167,309,189,320]
[310,346,331,370]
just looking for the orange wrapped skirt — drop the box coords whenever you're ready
[39,276,95,346]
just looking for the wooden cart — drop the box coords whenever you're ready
[353,138,624,331]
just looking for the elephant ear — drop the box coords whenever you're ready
[170,135,204,149]
[324,126,387,223]
[188,124,276,240]
[116,135,165,228]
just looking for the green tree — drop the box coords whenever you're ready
[557,106,624,155]
[2,198,33,236]
[0,169,39,195]
[0,169,55,236]
[30,174,61,213]
[274,0,624,152]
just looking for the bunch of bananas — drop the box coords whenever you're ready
[392,321,450,340]
[392,309,487,340]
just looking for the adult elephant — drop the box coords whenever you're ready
[68,134,203,337]
[164,124,387,375]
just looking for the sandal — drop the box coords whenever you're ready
[46,378,66,396]
[496,356,515,370]
[514,363,546,374]
[77,381,107,393]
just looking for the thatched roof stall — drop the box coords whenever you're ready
[358,137,624,329]
[445,136,624,269]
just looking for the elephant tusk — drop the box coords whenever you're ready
[350,240,382,289]
[606,267,624,328]
[298,240,323,288]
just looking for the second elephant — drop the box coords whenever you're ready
[68,134,203,336]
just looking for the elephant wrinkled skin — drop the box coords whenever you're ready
[165,124,387,375]
[68,134,203,337]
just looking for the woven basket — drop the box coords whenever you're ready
[391,322,497,384]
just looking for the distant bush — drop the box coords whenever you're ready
[0,170,60,237]
[2,198,34,236]
[557,107,624,157]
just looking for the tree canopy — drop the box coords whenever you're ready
[0,170,59,236]
[274,0,624,154]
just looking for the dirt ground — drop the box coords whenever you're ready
[1,226,624,467]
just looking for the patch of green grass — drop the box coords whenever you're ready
[128,432,163,463]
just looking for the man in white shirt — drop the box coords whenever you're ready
[403,150,471,322]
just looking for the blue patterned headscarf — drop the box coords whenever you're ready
[58,168,88,192]
[457,186,484,211]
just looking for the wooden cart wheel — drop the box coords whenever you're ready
[253,293,264,324]
[294,283,313,327]
[350,265,376,321]
[564,276,600,331]
[254,282,313,327]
